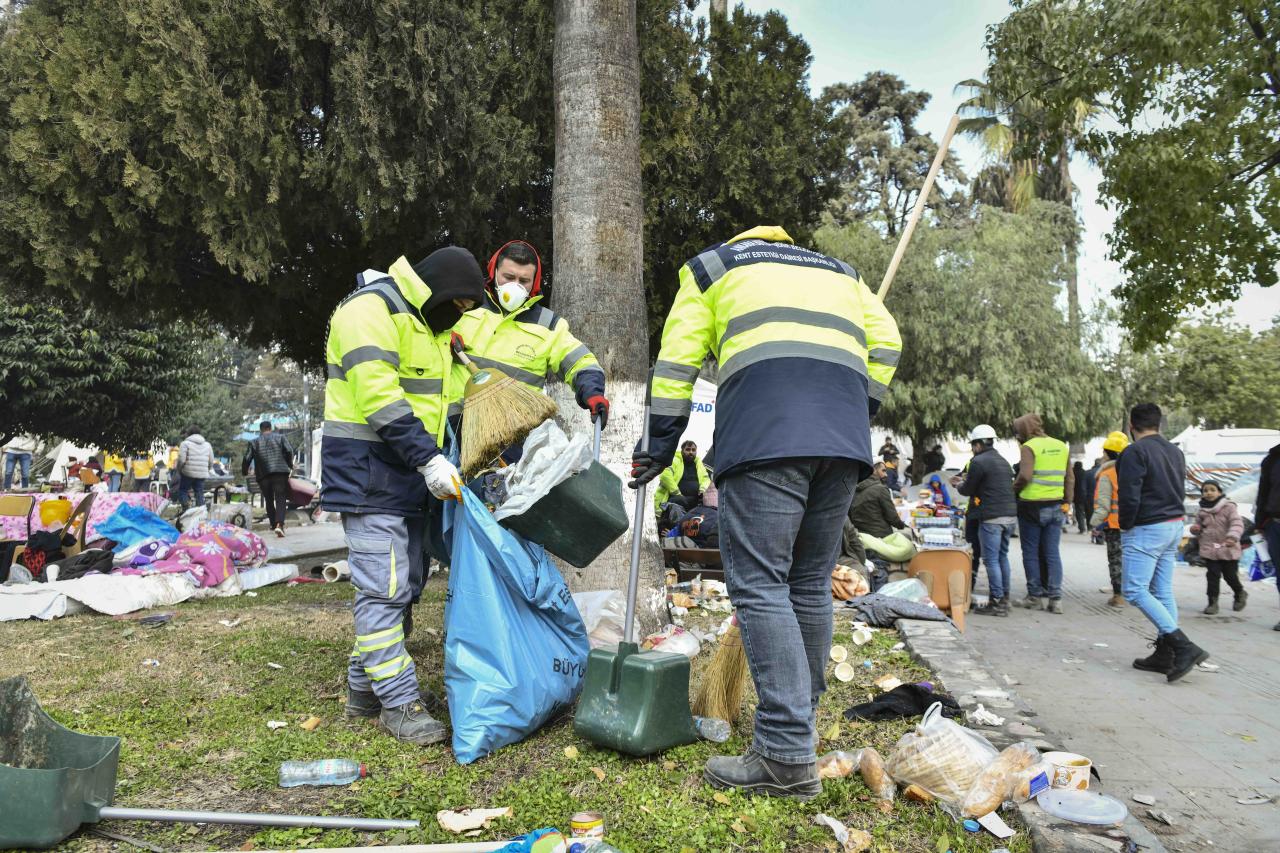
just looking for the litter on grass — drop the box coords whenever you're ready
[267,720,287,730]
[437,807,513,834]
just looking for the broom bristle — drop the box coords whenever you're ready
[692,624,748,722]
[459,372,557,475]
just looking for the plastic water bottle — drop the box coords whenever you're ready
[278,759,367,787]
[693,716,731,743]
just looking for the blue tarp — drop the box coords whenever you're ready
[444,489,589,764]
[94,503,179,549]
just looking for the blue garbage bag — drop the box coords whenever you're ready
[444,488,589,764]
[95,503,179,550]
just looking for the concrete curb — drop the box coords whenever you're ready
[897,619,1169,853]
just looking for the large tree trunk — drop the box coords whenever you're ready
[552,0,659,618]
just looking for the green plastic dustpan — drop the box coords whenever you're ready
[0,676,417,848]
[572,403,699,756]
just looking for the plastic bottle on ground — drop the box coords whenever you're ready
[693,716,731,743]
[278,759,367,787]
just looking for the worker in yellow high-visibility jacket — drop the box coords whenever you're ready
[452,241,608,463]
[629,226,901,799]
[320,246,484,746]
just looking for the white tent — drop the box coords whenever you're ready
[45,441,98,482]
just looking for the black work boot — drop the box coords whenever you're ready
[1164,629,1209,683]
[344,687,381,718]
[1233,589,1248,612]
[704,750,822,801]
[1132,635,1173,673]
[973,597,1009,617]
[1202,597,1218,615]
[379,699,447,745]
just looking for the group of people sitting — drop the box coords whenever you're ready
[653,440,718,550]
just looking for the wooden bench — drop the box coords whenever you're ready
[661,544,724,583]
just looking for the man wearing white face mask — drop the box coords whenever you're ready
[452,241,609,462]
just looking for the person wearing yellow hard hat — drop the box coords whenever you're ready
[1090,430,1131,607]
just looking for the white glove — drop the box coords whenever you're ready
[419,454,462,500]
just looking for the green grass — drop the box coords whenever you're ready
[0,577,1032,852]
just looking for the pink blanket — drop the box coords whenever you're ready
[0,491,166,542]
[117,523,267,588]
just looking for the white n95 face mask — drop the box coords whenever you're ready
[496,282,529,312]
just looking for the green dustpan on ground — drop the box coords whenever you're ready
[0,676,417,849]
[573,400,699,756]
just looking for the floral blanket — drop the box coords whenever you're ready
[115,523,267,588]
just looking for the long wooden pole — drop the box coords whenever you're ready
[877,114,960,301]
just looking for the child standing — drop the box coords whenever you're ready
[1190,480,1246,614]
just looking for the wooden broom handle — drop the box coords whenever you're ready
[877,113,959,302]
[450,333,480,377]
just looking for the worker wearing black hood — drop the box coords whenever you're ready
[321,245,484,746]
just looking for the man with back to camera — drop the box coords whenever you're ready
[630,225,901,800]
[1120,403,1209,682]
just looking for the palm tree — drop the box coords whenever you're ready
[955,77,1098,340]
[552,0,657,597]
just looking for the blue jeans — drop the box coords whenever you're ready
[3,452,31,488]
[177,476,205,509]
[979,521,1014,599]
[1018,504,1064,598]
[1121,520,1183,635]
[720,458,859,765]
[107,472,123,493]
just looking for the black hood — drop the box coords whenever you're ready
[412,246,485,333]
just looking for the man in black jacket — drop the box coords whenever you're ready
[1255,441,1280,632]
[954,424,1017,615]
[242,421,295,538]
[849,463,906,540]
[1119,403,1209,682]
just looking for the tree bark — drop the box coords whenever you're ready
[552,0,659,618]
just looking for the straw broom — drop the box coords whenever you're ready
[691,118,960,727]
[692,613,748,723]
[451,337,557,476]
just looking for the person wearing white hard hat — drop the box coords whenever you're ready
[954,424,1017,616]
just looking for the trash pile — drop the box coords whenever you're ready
[814,703,1046,845]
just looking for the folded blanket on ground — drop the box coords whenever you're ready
[841,593,952,627]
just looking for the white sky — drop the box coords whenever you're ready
[734,0,1280,333]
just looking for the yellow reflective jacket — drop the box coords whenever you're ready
[451,293,605,407]
[648,226,902,478]
[654,455,711,512]
[321,257,465,515]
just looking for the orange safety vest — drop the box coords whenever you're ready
[1095,465,1119,530]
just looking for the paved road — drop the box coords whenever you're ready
[964,532,1280,852]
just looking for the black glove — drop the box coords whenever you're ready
[629,451,664,489]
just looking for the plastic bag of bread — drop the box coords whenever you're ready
[885,702,999,809]
[961,741,1040,817]
[1010,759,1053,802]
[859,746,896,811]
[817,749,863,779]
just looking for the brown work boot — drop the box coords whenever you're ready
[1107,593,1125,607]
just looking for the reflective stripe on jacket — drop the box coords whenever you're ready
[653,455,711,512]
[1019,435,1069,501]
[451,294,605,407]
[1091,463,1119,530]
[647,226,902,477]
[320,257,463,516]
